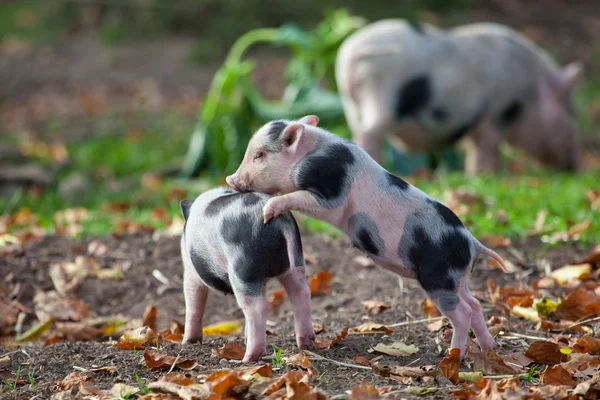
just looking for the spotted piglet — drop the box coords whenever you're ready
[227,116,513,356]
[180,187,314,362]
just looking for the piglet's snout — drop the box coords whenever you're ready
[226,175,245,192]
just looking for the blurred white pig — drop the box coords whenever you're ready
[336,20,582,174]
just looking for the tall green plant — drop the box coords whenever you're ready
[180,10,365,178]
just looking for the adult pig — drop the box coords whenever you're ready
[180,187,314,362]
[335,20,582,175]
[227,116,512,356]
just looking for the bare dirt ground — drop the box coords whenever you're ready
[0,229,593,399]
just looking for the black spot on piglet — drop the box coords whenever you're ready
[387,173,409,191]
[427,199,464,228]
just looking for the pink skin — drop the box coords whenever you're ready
[235,293,268,363]
[182,259,209,344]
[227,115,511,357]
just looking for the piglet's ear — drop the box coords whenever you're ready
[281,123,305,154]
[298,115,319,126]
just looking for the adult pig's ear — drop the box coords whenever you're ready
[298,115,319,126]
[281,123,305,154]
[556,62,582,97]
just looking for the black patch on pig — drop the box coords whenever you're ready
[222,213,290,295]
[431,107,448,122]
[189,248,233,294]
[205,193,242,216]
[348,213,384,256]
[445,106,486,145]
[498,101,523,127]
[387,172,409,191]
[180,200,193,221]
[407,226,471,293]
[427,199,464,228]
[296,143,355,202]
[395,75,431,119]
[266,120,288,144]
[242,193,262,207]
[409,20,424,34]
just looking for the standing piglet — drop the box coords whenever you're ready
[180,187,314,362]
[227,116,512,356]
[336,20,582,174]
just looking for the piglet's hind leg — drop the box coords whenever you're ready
[425,288,472,357]
[182,266,209,344]
[235,291,268,363]
[460,285,495,351]
[278,268,315,349]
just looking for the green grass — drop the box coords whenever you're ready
[0,0,69,44]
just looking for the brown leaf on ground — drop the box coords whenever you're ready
[453,377,522,400]
[370,342,418,357]
[142,305,157,330]
[143,349,198,371]
[575,245,600,268]
[303,251,318,266]
[487,316,510,336]
[351,322,392,335]
[236,364,273,379]
[480,235,512,249]
[361,300,390,315]
[502,351,533,368]
[573,374,600,396]
[286,353,318,378]
[313,327,348,350]
[158,372,195,386]
[540,365,576,387]
[211,342,245,360]
[371,362,440,379]
[49,262,82,297]
[34,290,91,321]
[312,322,325,334]
[262,371,306,396]
[468,349,517,375]
[349,380,381,399]
[487,280,534,307]
[551,264,592,285]
[524,341,569,364]
[440,348,460,385]
[206,370,247,400]
[352,356,370,366]
[573,336,600,355]
[57,371,94,391]
[114,326,162,350]
[554,288,600,321]
[170,320,184,335]
[55,321,103,341]
[148,381,210,399]
[309,270,332,295]
[423,298,441,318]
[562,353,600,378]
[268,289,286,315]
[87,366,117,374]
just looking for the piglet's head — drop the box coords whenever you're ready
[226,115,319,195]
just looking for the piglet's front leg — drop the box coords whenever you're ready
[263,190,330,224]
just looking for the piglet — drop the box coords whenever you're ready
[227,116,513,357]
[180,187,314,362]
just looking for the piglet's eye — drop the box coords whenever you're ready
[253,152,265,161]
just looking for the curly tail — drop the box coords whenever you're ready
[477,243,513,273]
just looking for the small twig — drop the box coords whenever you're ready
[73,366,90,373]
[499,332,547,341]
[388,316,445,328]
[485,374,527,379]
[406,358,421,367]
[568,315,600,328]
[304,351,371,371]
[0,349,24,359]
[168,355,180,374]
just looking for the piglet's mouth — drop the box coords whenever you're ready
[226,176,246,192]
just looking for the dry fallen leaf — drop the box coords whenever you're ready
[370,342,419,357]
[236,364,273,379]
[114,326,162,350]
[352,356,371,366]
[511,305,540,322]
[480,235,512,249]
[440,348,461,385]
[143,306,158,330]
[211,342,245,360]
[286,353,318,378]
[57,372,94,391]
[423,298,441,318]
[554,288,600,321]
[312,322,325,334]
[309,270,332,295]
[349,380,381,399]
[202,320,241,336]
[573,336,600,355]
[313,327,348,350]
[34,290,91,322]
[371,362,440,379]
[551,264,592,285]
[524,341,569,364]
[361,300,390,315]
[147,381,210,399]
[351,322,392,335]
[14,316,53,342]
[143,349,198,371]
[540,365,576,387]
[205,370,247,399]
[468,349,517,375]
[268,289,286,315]
[575,245,600,268]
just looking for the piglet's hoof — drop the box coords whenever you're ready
[263,197,286,224]
[242,349,265,363]
[297,336,315,350]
